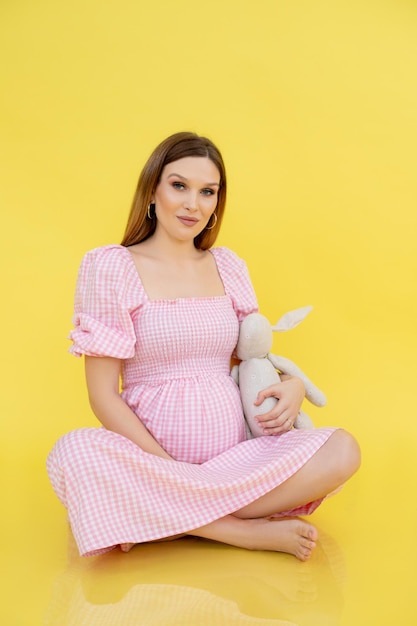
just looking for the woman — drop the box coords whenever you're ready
[47,132,360,561]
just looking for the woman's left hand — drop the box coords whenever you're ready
[254,376,305,435]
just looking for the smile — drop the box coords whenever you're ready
[177,216,199,227]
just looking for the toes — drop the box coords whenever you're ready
[300,538,316,551]
[297,546,312,561]
[297,523,318,561]
[305,525,319,542]
[297,522,318,543]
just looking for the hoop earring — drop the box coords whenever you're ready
[147,203,155,220]
[206,212,217,230]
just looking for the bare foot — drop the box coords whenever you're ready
[120,543,135,553]
[256,517,318,561]
[189,514,318,561]
[120,521,317,561]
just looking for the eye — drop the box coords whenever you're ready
[172,182,185,190]
[201,188,216,196]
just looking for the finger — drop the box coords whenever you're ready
[254,384,283,406]
[256,408,283,424]
[255,402,291,424]
[262,417,294,435]
[257,409,293,431]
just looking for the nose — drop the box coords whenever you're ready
[184,189,199,211]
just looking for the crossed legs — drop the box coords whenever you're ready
[123,429,361,560]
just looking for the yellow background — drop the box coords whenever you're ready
[1,0,416,624]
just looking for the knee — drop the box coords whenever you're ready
[49,427,97,466]
[331,429,361,482]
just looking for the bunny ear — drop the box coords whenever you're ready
[271,306,313,332]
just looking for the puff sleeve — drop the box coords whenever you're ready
[68,246,137,359]
[211,247,258,321]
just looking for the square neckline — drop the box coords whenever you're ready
[121,245,229,303]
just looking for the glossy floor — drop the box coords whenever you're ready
[3,427,417,626]
[2,0,417,623]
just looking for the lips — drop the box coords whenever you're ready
[177,216,199,227]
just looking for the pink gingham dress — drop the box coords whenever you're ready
[47,245,335,556]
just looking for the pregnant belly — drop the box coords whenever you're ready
[127,376,247,463]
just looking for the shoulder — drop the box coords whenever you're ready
[75,245,137,300]
[78,244,132,280]
[73,245,144,311]
[210,246,258,317]
[81,244,129,267]
[210,246,248,271]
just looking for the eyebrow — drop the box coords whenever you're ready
[167,173,220,187]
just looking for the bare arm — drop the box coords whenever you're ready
[85,355,173,460]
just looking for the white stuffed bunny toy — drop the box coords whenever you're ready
[231,306,326,438]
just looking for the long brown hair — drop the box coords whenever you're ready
[121,132,227,250]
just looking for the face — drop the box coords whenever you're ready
[152,157,220,243]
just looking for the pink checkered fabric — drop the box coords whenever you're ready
[47,245,335,556]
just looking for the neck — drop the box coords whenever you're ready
[143,230,202,261]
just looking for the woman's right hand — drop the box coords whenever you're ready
[85,356,174,459]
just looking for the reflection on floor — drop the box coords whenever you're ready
[44,528,345,626]
[4,448,417,626]
[5,433,417,625]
